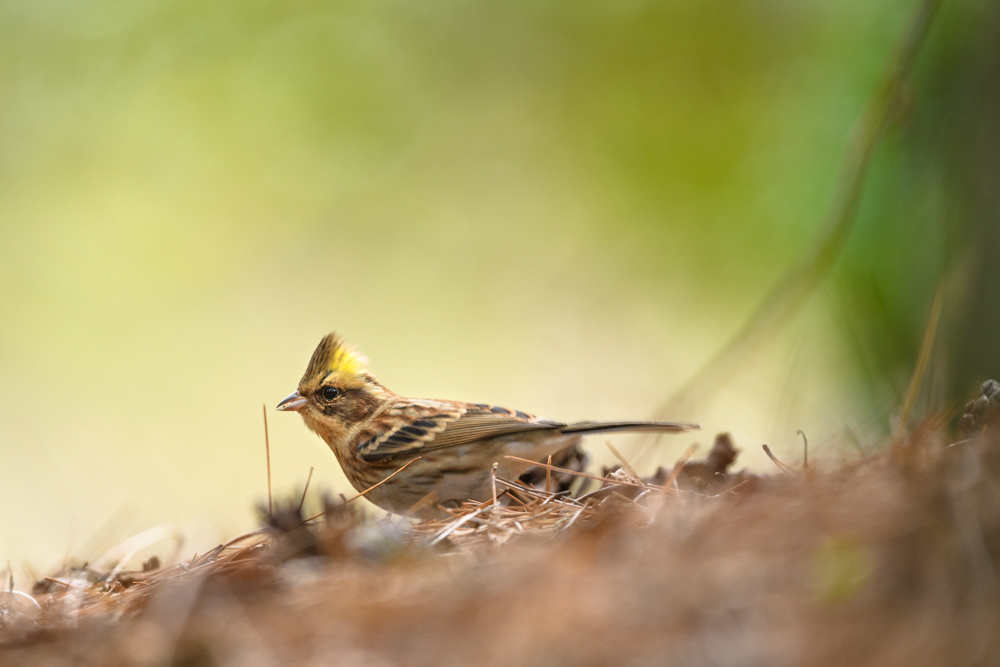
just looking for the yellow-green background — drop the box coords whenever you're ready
[2,0,997,574]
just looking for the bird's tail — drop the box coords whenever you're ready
[560,421,700,435]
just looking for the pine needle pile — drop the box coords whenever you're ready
[3,385,1000,666]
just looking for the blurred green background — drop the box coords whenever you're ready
[1,0,997,573]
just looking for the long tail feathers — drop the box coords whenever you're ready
[560,421,701,435]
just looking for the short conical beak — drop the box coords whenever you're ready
[276,390,308,412]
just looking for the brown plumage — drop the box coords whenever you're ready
[277,333,700,517]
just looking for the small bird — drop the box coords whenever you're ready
[277,334,700,517]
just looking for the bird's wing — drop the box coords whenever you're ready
[355,400,565,462]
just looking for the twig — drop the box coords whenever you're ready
[661,444,698,491]
[494,477,577,507]
[42,577,86,591]
[707,478,752,498]
[762,444,798,475]
[347,457,423,504]
[219,529,269,550]
[897,282,945,436]
[262,404,273,518]
[491,463,499,513]
[305,457,424,522]
[606,440,641,482]
[297,467,315,515]
[545,455,553,494]
[798,430,809,471]
[428,503,494,546]
[499,486,531,509]
[504,456,666,492]
[650,0,943,424]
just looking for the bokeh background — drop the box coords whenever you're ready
[1,0,997,574]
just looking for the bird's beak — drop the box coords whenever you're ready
[276,390,308,412]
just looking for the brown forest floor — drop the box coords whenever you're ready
[2,416,1000,666]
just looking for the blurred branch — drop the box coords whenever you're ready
[897,281,944,435]
[655,0,943,420]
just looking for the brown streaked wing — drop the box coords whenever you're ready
[354,399,464,460]
[355,401,565,462]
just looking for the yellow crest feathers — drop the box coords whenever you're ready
[301,333,368,384]
[329,342,367,376]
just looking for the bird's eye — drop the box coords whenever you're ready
[322,386,341,400]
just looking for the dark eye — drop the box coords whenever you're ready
[322,386,341,400]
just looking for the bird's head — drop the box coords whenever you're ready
[276,333,388,444]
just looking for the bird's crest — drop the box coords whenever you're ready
[301,333,368,384]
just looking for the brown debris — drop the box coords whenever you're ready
[960,379,1000,437]
[2,428,1000,666]
[609,432,764,495]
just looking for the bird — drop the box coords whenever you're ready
[277,333,700,517]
